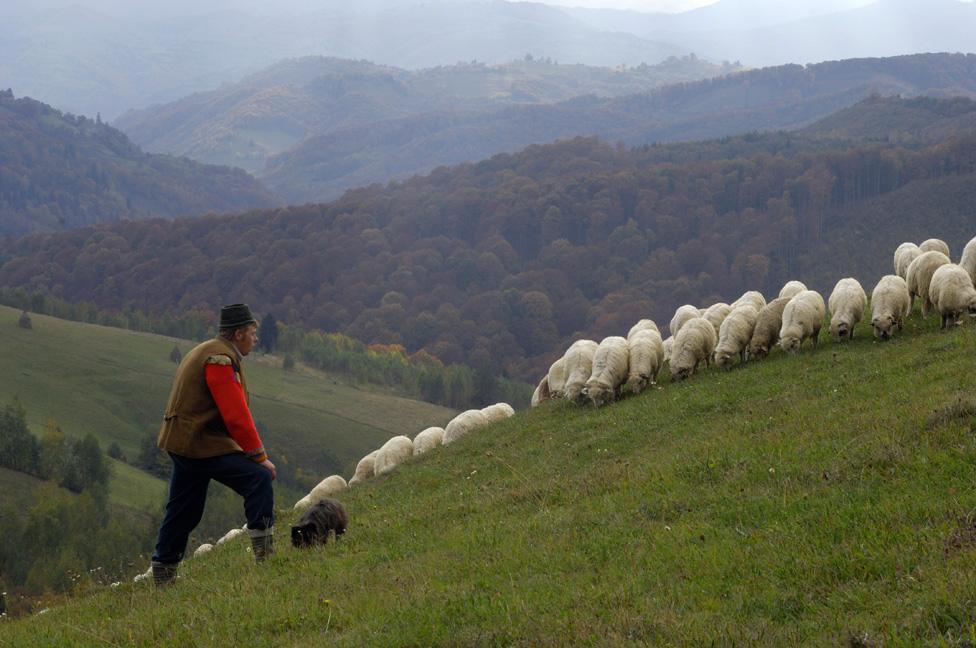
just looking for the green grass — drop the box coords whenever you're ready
[0,305,455,509]
[4,311,976,646]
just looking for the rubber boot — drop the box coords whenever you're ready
[151,561,178,588]
[248,527,274,563]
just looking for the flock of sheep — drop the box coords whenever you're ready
[291,402,516,509]
[530,235,976,409]
[138,234,975,579]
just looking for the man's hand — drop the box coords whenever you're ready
[259,459,277,480]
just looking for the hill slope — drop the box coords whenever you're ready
[5,307,975,644]
[0,305,455,489]
[0,91,280,237]
[260,53,976,203]
[114,55,739,175]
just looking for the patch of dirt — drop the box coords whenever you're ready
[925,394,976,430]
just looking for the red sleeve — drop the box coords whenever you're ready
[205,363,267,462]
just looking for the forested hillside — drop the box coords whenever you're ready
[0,91,280,237]
[261,53,976,202]
[4,95,976,382]
[115,55,740,175]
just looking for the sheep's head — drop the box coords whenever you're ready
[670,365,692,382]
[780,336,801,355]
[830,320,849,341]
[714,351,734,369]
[748,343,768,360]
[626,376,648,395]
[872,316,893,340]
[586,384,613,408]
[564,384,583,404]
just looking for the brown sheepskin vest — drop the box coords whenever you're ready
[157,336,250,458]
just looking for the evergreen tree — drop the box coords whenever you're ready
[0,400,39,475]
[259,313,279,353]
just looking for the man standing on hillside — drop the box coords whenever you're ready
[150,304,276,587]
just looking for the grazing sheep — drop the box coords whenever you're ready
[714,305,759,369]
[828,278,868,341]
[625,328,665,395]
[662,336,674,364]
[906,251,952,317]
[778,281,807,301]
[731,291,766,313]
[561,339,599,404]
[217,528,245,546]
[291,498,348,548]
[929,263,976,329]
[442,409,491,445]
[193,543,213,558]
[870,275,911,340]
[413,426,445,455]
[309,475,348,505]
[546,357,567,399]
[779,290,825,354]
[669,317,717,381]
[481,402,515,422]
[373,436,414,476]
[530,376,550,408]
[583,336,630,407]
[960,236,976,284]
[894,242,921,279]
[627,319,660,340]
[747,297,791,360]
[349,450,379,486]
[294,494,313,510]
[670,305,701,337]
[702,303,732,339]
[919,238,950,257]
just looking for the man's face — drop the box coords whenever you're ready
[234,324,259,356]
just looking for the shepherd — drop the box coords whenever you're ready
[150,304,276,587]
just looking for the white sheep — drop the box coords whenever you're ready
[747,297,790,360]
[413,426,445,455]
[731,291,766,313]
[625,328,664,395]
[373,436,414,476]
[870,275,911,341]
[193,543,214,558]
[779,290,825,354]
[778,281,807,301]
[349,450,379,486]
[546,357,567,399]
[293,494,313,510]
[217,527,245,545]
[561,339,599,404]
[714,305,759,368]
[481,402,515,423]
[894,242,921,279]
[906,251,951,317]
[702,303,732,339]
[627,319,660,340]
[583,336,630,407]
[919,238,950,257]
[669,317,717,381]
[442,409,491,445]
[309,474,348,504]
[662,336,673,365]
[929,263,976,329]
[960,236,976,284]
[530,376,550,408]
[828,277,867,341]
[669,304,701,337]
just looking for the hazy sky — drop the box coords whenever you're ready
[543,0,717,11]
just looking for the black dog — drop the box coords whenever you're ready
[291,498,348,548]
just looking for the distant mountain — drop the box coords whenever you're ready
[0,91,279,237]
[260,53,976,203]
[0,0,690,120]
[570,0,976,68]
[5,95,976,381]
[803,94,976,143]
[115,55,740,175]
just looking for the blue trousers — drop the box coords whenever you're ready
[152,452,275,564]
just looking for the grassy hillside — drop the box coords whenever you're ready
[0,305,456,500]
[7,309,976,645]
